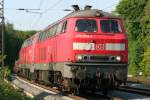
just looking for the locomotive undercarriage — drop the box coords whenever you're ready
[67,63,127,94]
[17,62,127,95]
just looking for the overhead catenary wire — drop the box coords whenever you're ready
[5,8,64,11]
[43,0,64,14]
[101,1,119,11]
[32,0,65,30]
[38,0,44,9]
[6,0,120,30]
[72,0,79,6]
[30,0,45,30]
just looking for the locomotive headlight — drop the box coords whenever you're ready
[77,55,82,60]
[116,56,121,61]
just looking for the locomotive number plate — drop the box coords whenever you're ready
[95,44,105,50]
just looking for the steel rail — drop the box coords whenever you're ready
[117,86,150,97]
[13,75,122,100]
[15,76,86,100]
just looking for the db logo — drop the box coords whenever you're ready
[95,44,105,50]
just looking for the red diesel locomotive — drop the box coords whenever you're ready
[16,5,128,94]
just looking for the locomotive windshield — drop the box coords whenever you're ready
[100,20,122,33]
[75,19,97,32]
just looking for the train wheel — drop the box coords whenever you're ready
[62,78,70,92]
[69,87,79,95]
[102,88,108,95]
[57,73,63,90]
[114,81,119,88]
[90,88,96,94]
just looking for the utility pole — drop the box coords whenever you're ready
[0,0,4,67]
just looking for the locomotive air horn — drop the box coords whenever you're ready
[72,5,80,11]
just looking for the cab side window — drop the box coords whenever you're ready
[56,22,63,34]
[61,21,67,33]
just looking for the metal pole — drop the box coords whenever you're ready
[0,0,4,67]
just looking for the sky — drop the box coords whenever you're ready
[5,0,120,31]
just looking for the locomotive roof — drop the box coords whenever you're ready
[63,9,117,18]
[43,9,118,31]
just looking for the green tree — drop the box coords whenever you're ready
[140,36,150,76]
[140,0,150,76]
[116,0,149,75]
[4,22,36,71]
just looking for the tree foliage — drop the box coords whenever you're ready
[4,23,36,71]
[0,67,11,80]
[116,0,150,76]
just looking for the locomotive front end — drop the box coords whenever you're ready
[69,16,128,92]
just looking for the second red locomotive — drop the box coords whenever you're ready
[16,5,128,94]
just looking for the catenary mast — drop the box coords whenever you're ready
[0,0,4,67]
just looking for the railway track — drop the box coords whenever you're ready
[15,76,86,100]
[117,86,150,96]
[10,75,150,99]
[10,75,122,100]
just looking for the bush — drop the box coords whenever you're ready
[0,67,11,80]
[0,80,33,100]
[140,46,150,76]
